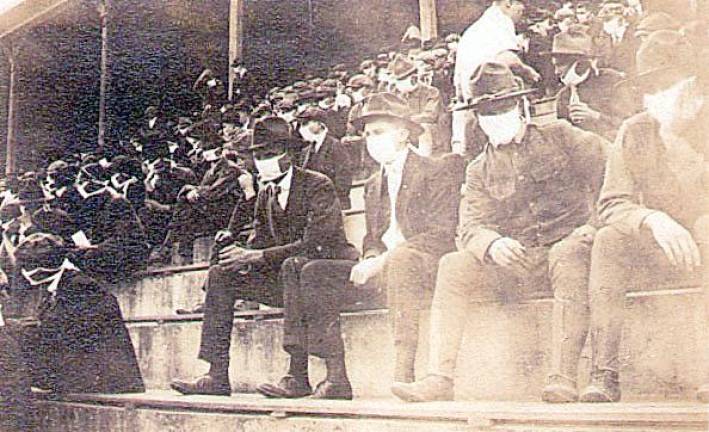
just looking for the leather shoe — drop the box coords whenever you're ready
[256,375,312,399]
[391,375,453,402]
[311,380,353,400]
[579,370,620,403]
[170,375,231,396]
[541,374,578,403]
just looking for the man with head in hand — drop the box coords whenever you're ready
[170,117,355,397]
[583,30,709,403]
[391,62,607,403]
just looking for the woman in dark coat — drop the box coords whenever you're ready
[0,233,144,430]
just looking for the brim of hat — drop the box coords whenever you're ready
[539,50,601,58]
[393,67,417,81]
[351,112,424,137]
[614,64,694,91]
[456,88,538,111]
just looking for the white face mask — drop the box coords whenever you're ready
[254,153,287,182]
[366,131,406,165]
[299,125,327,145]
[603,18,626,39]
[478,108,523,147]
[396,78,416,93]
[643,77,701,129]
[203,148,221,162]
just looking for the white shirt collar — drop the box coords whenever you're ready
[382,147,410,178]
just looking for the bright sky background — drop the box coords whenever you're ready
[0,0,26,15]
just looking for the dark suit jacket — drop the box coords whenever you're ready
[362,151,463,259]
[300,135,354,205]
[248,167,357,267]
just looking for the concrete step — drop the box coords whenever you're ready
[33,390,709,432]
[124,287,707,401]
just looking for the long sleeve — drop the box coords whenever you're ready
[457,158,503,261]
[261,175,345,266]
[597,122,657,235]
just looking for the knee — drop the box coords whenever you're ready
[591,226,629,262]
[387,245,422,270]
[549,229,594,269]
[692,215,709,244]
[435,250,482,288]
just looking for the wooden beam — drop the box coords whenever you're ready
[228,0,244,101]
[419,0,438,42]
[3,44,17,177]
[98,0,109,150]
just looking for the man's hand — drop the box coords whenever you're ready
[644,212,701,271]
[185,189,201,204]
[349,256,387,286]
[569,102,601,125]
[218,245,264,270]
[488,237,533,272]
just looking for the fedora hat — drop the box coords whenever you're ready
[346,74,375,89]
[295,105,329,123]
[249,116,300,152]
[389,55,417,80]
[544,24,598,57]
[461,62,536,113]
[352,92,424,137]
[616,30,695,90]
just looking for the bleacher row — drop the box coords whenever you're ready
[33,100,709,432]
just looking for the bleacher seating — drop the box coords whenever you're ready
[24,91,706,432]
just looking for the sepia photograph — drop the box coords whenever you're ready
[0,0,706,430]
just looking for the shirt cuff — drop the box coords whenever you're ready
[622,208,661,236]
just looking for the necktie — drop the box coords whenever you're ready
[259,182,282,243]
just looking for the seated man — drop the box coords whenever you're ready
[391,62,607,403]
[170,117,355,396]
[296,106,354,208]
[0,233,144,431]
[550,25,625,141]
[257,93,461,400]
[582,31,709,403]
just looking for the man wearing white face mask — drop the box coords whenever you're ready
[350,93,463,390]
[172,117,358,399]
[585,30,709,403]
[393,62,607,403]
[389,55,445,156]
[296,106,354,208]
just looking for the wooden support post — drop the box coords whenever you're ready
[228,0,244,101]
[98,0,109,150]
[3,43,17,178]
[419,0,438,42]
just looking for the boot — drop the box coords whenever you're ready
[580,369,620,403]
[542,299,588,403]
[542,374,578,403]
[391,375,454,403]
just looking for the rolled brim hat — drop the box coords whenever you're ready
[352,92,424,138]
[458,62,537,113]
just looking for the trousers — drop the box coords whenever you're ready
[588,215,709,374]
[428,230,592,379]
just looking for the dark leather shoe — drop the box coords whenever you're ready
[579,370,620,403]
[170,375,231,396]
[311,380,353,400]
[256,375,312,399]
[391,375,453,402]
